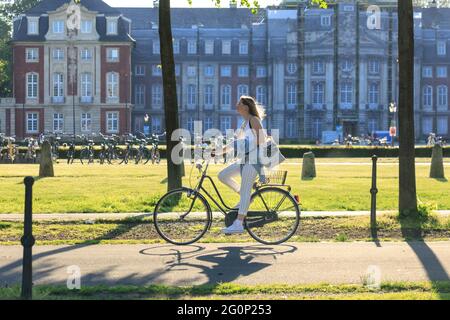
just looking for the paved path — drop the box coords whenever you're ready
[1,242,449,287]
[1,210,449,221]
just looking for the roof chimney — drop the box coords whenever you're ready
[153,0,159,8]
[230,1,237,8]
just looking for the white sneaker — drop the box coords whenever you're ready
[221,220,244,234]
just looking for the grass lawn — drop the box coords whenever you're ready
[0,158,449,214]
[1,281,449,300]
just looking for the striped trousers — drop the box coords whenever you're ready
[218,162,258,216]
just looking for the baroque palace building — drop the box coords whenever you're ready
[0,0,449,142]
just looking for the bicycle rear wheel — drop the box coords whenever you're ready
[153,188,212,245]
[245,187,300,245]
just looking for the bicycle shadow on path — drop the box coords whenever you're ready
[140,244,297,286]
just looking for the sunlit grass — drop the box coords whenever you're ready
[0,158,448,213]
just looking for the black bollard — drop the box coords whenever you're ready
[370,156,378,237]
[21,176,35,300]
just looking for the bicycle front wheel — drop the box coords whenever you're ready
[154,188,212,245]
[245,187,300,245]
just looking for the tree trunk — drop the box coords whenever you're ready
[398,0,418,216]
[159,0,182,191]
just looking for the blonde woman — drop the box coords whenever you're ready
[217,96,267,234]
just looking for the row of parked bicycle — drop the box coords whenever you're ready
[0,132,165,165]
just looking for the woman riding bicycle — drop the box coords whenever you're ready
[216,96,268,235]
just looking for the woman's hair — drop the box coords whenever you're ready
[239,96,266,120]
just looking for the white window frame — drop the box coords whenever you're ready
[106,112,119,133]
[368,82,379,105]
[52,20,64,34]
[256,66,267,78]
[107,48,119,62]
[204,117,213,131]
[204,65,214,77]
[220,116,232,133]
[204,85,214,108]
[287,62,298,74]
[81,48,92,61]
[368,59,380,74]
[287,83,297,108]
[52,48,64,61]
[187,40,197,55]
[27,18,39,35]
[81,20,93,34]
[312,82,324,104]
[80,73,92,99]
[286,118,296,138]
[152,84,162,107]
[153,41,160,54]
[239,41,248,55]
[423,66,433,78]
[135,84,145,106]
[437,117,448,135]
[26,73,38,99]
[26,112,39,133]
[81,113,92,132]
[221,85,231,109]
[187,84,196,108]
[222,40,231,55]
[53,113,64,132]
[187,65,196,77]
[311,61,323,74]
[437,85,448,109]
[135,65,145,76]
[256,85,267,106]
[237,84,249,101]
[220,65,232,77]
[437,66,447,78]
[26,48,39,63]
[173,39,180,54]
[437,41,447,56]
[422,117,433,135]
[106,19,118,35]
[340,83,353,106]
[107,72,119,99]
[152,116,162,134]
[321,15,331,27]
[423,85,433,108]
[238,65,249,77]
[53,73,64,98]
[205,40,214,55]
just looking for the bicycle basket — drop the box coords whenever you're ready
[262,170,287,185]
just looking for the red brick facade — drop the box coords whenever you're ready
[15,108,45,137]
[13,45,44,104]
[100,45,132,104]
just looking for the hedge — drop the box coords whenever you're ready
[9,145,449,160]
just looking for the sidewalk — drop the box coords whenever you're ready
[1,210,449,221]
[0,242,449,286]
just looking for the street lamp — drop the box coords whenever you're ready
[196,23,204,123]
[389,101,397,147]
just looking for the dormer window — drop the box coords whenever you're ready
[27,17,39,35]
[107,18,118,35]
[81,20,93,34]
[52,20,65,34]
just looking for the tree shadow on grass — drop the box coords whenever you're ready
[432,177,448,183]
[399,214,450,299]
[0,215,151,286]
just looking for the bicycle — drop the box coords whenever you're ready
[24,137,38,163]
[65,139,76,164]
[149,132,165,164]
[153,153,301,246]
[79,135,95,165]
